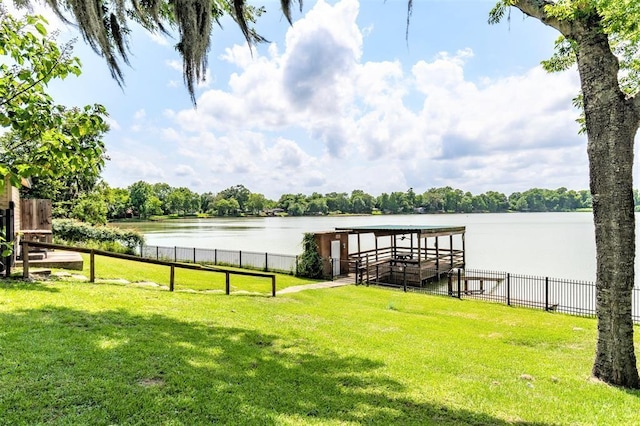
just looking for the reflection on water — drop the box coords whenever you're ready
[112,213,618,282]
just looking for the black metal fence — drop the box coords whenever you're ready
[141,245,299,275]
[361,266,640,323]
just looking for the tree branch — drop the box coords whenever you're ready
[0,55,63,108]
[511,0,574,36]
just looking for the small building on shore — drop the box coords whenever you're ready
[315,225,466,286]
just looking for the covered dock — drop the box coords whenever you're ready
[336,225,466,287]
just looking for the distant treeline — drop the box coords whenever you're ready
[34,179,640,224]
[98,182,618,220]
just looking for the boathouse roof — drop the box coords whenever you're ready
[335,225,465,237]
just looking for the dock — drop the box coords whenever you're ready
[335,225,466,287]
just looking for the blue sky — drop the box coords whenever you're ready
[13,0,614,198]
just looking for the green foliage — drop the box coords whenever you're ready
[297,233,324,279]
[0,8,108,196]
[52,219,144,252]
[71,192,108,225]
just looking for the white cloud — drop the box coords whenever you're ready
[166,60,182,71]
[134,109,146,120]
[146,31,170,46]
[101,0,588,197]
[175,164,195,177]
[105,117,121,131]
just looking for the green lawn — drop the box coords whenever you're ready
[67,253,320,294]
[1,275,639,424]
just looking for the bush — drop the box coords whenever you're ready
[52,219,144,253]
[296,233,324,279]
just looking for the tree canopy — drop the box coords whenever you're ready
[0,6,109,191]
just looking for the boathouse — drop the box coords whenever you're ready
[336,225,466,287]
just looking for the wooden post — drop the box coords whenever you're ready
[365,256,370,284]
[265,252,269,271]
[450,234,454,268]
[374,236,378,261]
[225,272,230,295]
[435,237,439,270]
[403,263,407,292]
[22,241,29,279]
[462,232,466,268]
[392,235,397,259]
[90,250,95,283]
[193,247,197,263]
[271,275,276,297]
[170,265,175,292]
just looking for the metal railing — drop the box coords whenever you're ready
[141,244,298,275]
[357,265,640,323]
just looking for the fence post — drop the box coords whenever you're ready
[170,265,175,292]
[507,273,511,306]
[156,246,159,260]
[403,263,407,292]
[215,249,218,265]
[22,241,29,278]
[330,258,334,281]
[239,251,242,268]
[90,250,95,283]
[174,246,177,262]
[265,252,269,272]
[225,272,230,295]
[193,247,196,263]
[545,277,549,311]
[271,275,276,297]
[457,268,461,299]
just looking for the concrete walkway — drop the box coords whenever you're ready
[277,276,355,295]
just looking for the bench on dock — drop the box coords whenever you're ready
[447,275,503,295]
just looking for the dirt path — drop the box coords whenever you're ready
[277,276,354,295]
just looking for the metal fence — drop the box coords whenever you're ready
[361,266,640,323]
[141,245,298,275]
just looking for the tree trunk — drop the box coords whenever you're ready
[576,28,640,388]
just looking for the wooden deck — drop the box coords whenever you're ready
[15,250,83,270]
[354,254,464,287]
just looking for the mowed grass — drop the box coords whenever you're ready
[1,274,640,424]
[66,253,319,293]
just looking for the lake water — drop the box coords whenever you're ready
[114,212,609,282]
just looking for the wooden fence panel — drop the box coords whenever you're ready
[20,199,52,231]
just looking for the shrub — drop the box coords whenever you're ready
[52,219,144,253]
[296,233,324,279]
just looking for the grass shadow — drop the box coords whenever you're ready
[0,278,60,292]
[0,306,549,425]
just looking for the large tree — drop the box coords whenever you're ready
[488,0,640,389]
[21,0,640,388]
